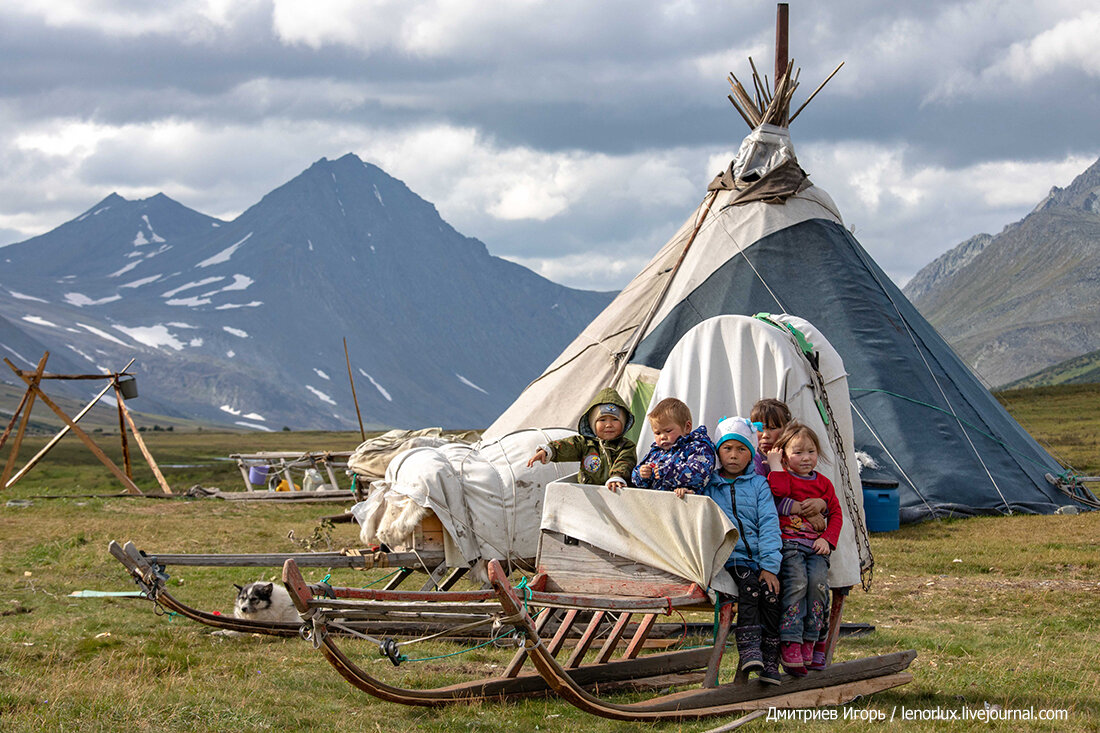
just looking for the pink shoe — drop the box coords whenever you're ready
[809,640,829,670]
[781,642,807,676]
[801,641,814,665]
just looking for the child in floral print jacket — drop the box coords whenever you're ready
[631,398,716,495]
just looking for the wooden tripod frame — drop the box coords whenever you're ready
[0,351,171,495]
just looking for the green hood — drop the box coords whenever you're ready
[577,387,633,438]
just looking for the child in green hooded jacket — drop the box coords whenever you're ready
[527,387,638,491]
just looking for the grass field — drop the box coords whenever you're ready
[1,386,1098,732]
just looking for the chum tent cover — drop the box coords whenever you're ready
[484,63,1086,523]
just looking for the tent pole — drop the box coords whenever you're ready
[775,3,789,94]
[344,337,366,441]
[608,189,719,391]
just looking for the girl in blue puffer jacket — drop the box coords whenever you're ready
[698,416,783,685]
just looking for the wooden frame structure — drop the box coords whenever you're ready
[1,351,170,495]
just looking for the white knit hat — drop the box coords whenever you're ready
[714,416,761,456]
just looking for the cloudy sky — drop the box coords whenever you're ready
[1,0,1097,291]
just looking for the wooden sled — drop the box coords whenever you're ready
[108,540,455,637]
[281,556,720,705]
[480,529,916,721]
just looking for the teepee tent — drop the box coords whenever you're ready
[485,37,1080,523]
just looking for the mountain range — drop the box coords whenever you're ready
[903,156,1100,388]
[0,154,613,430]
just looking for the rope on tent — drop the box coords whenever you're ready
[842,237,1015,514]
[850,388,1079,476]
[754,314,874,591]
[850,402,937,519]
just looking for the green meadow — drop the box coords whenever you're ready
[0,385,1097,732]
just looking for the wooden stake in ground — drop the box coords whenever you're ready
[344,337,366,441]
[114,388,173,495]
[1,352,49,489]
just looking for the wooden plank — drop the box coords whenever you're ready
[594,611,632,664]
[545,609,581,659]
[824,587,848,664]
[538,531,699,597]
[565,610,606,669]
[437,566,468,591]
[383,567,415,590]
[144,549,444,568]
[117,395,132,478]
[0,385,31,452]
[703,601,734,687]
[281,559,313,614]
[1,353,48,489]
[620,612,659,660]
[5,377,117,488]
[116,396,173,494]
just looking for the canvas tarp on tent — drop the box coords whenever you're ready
[636,314,870,589]
[485,125,1074,523]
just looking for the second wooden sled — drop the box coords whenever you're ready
[108,539,455,637]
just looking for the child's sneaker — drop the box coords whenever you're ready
[801,641,814,665]
[781,642,807,676]
[808,640,829,670]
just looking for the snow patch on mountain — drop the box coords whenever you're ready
[236,421,272,431]
[215,301,263,309]
[197,232,252,268]
[166,296,211,307]
[189,337,202,347]
[65,292,122,307]
[112,324,186,350]
[67,344,97,364]
[220,405,241,416]
[76,323,130,346]
[455,373,488,394]
[122,274,162,288]
[305,385,336,405]
[1,343,32,366]
[109,260,142,278]
[226,350,235,357]
[7,290,48,303]
[373,185,384,206]
[223,326,249,338]
[22,315,57,327]
[163,277,223,298]
[359,369,392,401]
[201,274,253,296]
[314,368,330,380]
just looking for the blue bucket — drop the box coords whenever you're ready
[248,465,269,485]
[862,485,900,532]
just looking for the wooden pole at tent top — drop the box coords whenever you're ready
[774,3,789,95]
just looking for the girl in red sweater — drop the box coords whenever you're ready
[766,422,842,676]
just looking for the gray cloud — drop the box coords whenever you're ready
[1,1,1097,289]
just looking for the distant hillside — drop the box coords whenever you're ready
[903,156,1100,387]
[1000,348,1100,390]
[0,154,614,430]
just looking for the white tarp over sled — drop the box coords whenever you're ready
[352,428,579,576]
[541,481,739,597]
[637,314,870,589]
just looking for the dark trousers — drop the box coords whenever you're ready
[729,563,780,638]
